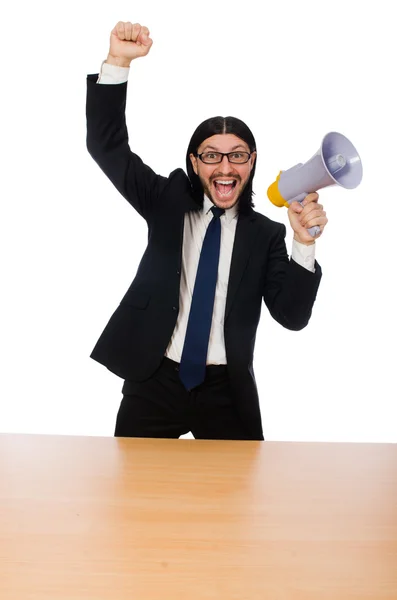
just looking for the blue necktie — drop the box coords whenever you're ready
[179,206,225,390]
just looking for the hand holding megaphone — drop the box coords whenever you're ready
[287,192,326,243]
[267,132,363,236]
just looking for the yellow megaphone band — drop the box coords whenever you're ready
[267,171,290,208]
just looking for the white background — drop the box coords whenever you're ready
[1,1,396,441]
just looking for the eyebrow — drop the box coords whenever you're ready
[201,144,248,152]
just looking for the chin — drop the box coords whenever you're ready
[208,191,240,210]
[215,199,239,210]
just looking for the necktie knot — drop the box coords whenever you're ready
[211,206,225,219]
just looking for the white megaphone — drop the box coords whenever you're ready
[267,132,363,236]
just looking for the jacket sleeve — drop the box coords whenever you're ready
[263,223,322,330]
[86,74,168,221]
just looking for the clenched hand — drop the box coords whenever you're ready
[107,21,153,67]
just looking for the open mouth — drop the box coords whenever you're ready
[213,179,238,198]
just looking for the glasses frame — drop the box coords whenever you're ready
[195,151,252,165]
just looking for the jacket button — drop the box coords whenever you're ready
[172,306,177,311]
[176,270,180,275]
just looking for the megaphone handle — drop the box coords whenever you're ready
[307,225,320,237]
[290,193,307,204]
[289,193,320,237]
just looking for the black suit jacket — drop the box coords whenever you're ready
[86,73,322,440]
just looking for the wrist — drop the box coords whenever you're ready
[293,233,315,246]
[105,54,132,68]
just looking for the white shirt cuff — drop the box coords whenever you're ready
[291,239,316,273]
[97,60,130,84]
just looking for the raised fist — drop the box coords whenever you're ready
[107,22,153,66]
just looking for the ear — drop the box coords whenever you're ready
[250,151,257,170]
[190,153,198,175]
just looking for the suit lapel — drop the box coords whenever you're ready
[225,211,258,322]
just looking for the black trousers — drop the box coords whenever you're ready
[115,357,254,440]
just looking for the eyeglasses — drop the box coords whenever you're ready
[196,151,252,164]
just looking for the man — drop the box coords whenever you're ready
[86,21,327,441]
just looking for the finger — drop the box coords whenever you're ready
[301,210,326,227]
[300,205,324,225]
[301,203,323,215]
[111,21,123,35]
[139,25,151,45]
[115,21,126,40]
[289,200,303,214]
[302,215,328,230]
[131,22,142,42]
[124,21,133,40]
[302,192,319,206]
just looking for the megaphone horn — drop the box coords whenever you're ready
[267,132,363,236]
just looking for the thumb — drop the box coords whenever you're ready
[141,34,152,46]
[290,201,303,214]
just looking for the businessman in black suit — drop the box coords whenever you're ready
[86,21,327,441]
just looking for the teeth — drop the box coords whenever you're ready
[215,180,235,185]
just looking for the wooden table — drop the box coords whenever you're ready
[0,434,396,599]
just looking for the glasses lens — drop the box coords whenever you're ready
[229,152,250,163]
[201,152,222,163]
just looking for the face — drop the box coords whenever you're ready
[190,134,257,210]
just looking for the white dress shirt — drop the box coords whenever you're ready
[96,61,316,364]
[166,197,238,364]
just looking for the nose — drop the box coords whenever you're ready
[218,154,235,172]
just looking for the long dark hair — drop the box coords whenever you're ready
[186,116,257,214]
